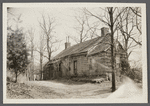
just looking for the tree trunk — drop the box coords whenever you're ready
[48,49,51,62]
[80,35,82,43]
[47,38,51,62]
[109,8,116,92]
[31,41,34,71]
[40,52,43,80]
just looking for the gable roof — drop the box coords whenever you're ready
[53,34,111,60]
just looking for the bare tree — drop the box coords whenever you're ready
[27,28,35,80]
[39,33,45,80]
[129,7,142,34]
[84,7,127,92]
[38,14,61,79]
[34,31,46,80]
[39,15,60,62]
[73,14,100,43]
[74,15,90,43]
[117,7,142,62]
[27,28,35,69]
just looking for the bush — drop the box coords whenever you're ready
[132,68,142,82]
[120,59,130,76]
[120,59,142,82]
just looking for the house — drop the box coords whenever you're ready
[43,27,125,80]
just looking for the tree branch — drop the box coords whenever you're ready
[129,7,141,17]
[84,8,110,26]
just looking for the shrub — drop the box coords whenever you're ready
[120,59,130,75]
[120,59,142,82]
[132,68,142,82]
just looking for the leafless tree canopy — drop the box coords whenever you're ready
[117,7,142,61]
[39,14,61,62]
[83,7,142,92]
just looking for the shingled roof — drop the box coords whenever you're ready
[53,34,111,60]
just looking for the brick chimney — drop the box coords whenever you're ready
[65,36,71,49]
[101,27,109,37]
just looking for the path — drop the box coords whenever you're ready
[25,80,112,99]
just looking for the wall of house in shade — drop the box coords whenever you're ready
[87,52,111,76]
[43,62,63,80]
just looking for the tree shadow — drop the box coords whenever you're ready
[43,77,111,85]
[46,78,88,85]
[94,89,112,95]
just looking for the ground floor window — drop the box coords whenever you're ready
[74,60,77,75]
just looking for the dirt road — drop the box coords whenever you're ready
[25,80,112,99]
[7,79,113,99]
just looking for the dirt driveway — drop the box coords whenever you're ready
[24,79,112,99]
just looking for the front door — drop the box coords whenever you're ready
[59,63,62,77]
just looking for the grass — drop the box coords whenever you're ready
[7,81,34,99]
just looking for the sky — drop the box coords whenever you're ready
[8,7,78,43]
[7,6,142,67]
[8,7,82,64]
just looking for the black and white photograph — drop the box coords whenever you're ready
[3,3,147,103]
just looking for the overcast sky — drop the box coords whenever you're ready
[8,7,82,64]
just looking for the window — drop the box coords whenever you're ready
[69,62,71,71]
[74,61,77,70]
[74,60,77,75]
